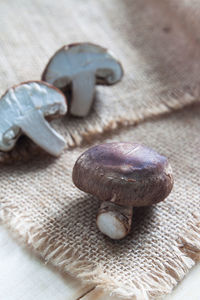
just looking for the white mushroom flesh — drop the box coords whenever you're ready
[0,82,67,156]
[70,71,95,117]
[96,201,133,240]
[43,43,123,117]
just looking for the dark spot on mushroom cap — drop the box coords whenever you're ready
[163,26,171,33]
[72,142,173,207]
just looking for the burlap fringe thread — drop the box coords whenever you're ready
[1,201,200,300]
[63,89,200,149]
[0,87,200,164]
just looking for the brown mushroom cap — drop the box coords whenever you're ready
[72,142,173,206]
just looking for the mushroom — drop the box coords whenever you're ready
[0,81,67,157]
[42,43,123,117]
[72,142,174,240]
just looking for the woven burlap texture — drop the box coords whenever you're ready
[1,105,200,299]
[1,1,200,299]
[1,0,200,162]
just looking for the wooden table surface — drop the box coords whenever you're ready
[0,224,199,300]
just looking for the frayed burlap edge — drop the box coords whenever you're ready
[64,89,200,149]
[1,201,200,300]
[0,87,200,164]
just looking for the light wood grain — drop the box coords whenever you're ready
[0,224,199,300]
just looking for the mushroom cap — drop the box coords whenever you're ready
[72,142,174,207]
[0,80,67,118]
[42,42,124,88]
[0,81,67,152]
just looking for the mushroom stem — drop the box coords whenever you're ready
[96,200,133,240]
[15,109,66,157]
[70,71,95,117]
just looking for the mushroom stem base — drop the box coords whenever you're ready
[96,201,133,240]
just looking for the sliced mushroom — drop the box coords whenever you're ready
[42,43,124,117]
[0,81,67,156]
[73,142,174,239]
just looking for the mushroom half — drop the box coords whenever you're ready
[0,81,67,156]
[42,43,124,117]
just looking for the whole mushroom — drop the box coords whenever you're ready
[42,43,123,117]
[73,142,174,239]
[0,81,67,156]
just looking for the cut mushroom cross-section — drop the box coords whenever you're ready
[0,81,67,156]
[42,43,124,117]
[73,142,174,240]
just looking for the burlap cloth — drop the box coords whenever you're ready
[0,0,200,299]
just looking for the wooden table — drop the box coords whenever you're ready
[0,224,199,300]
